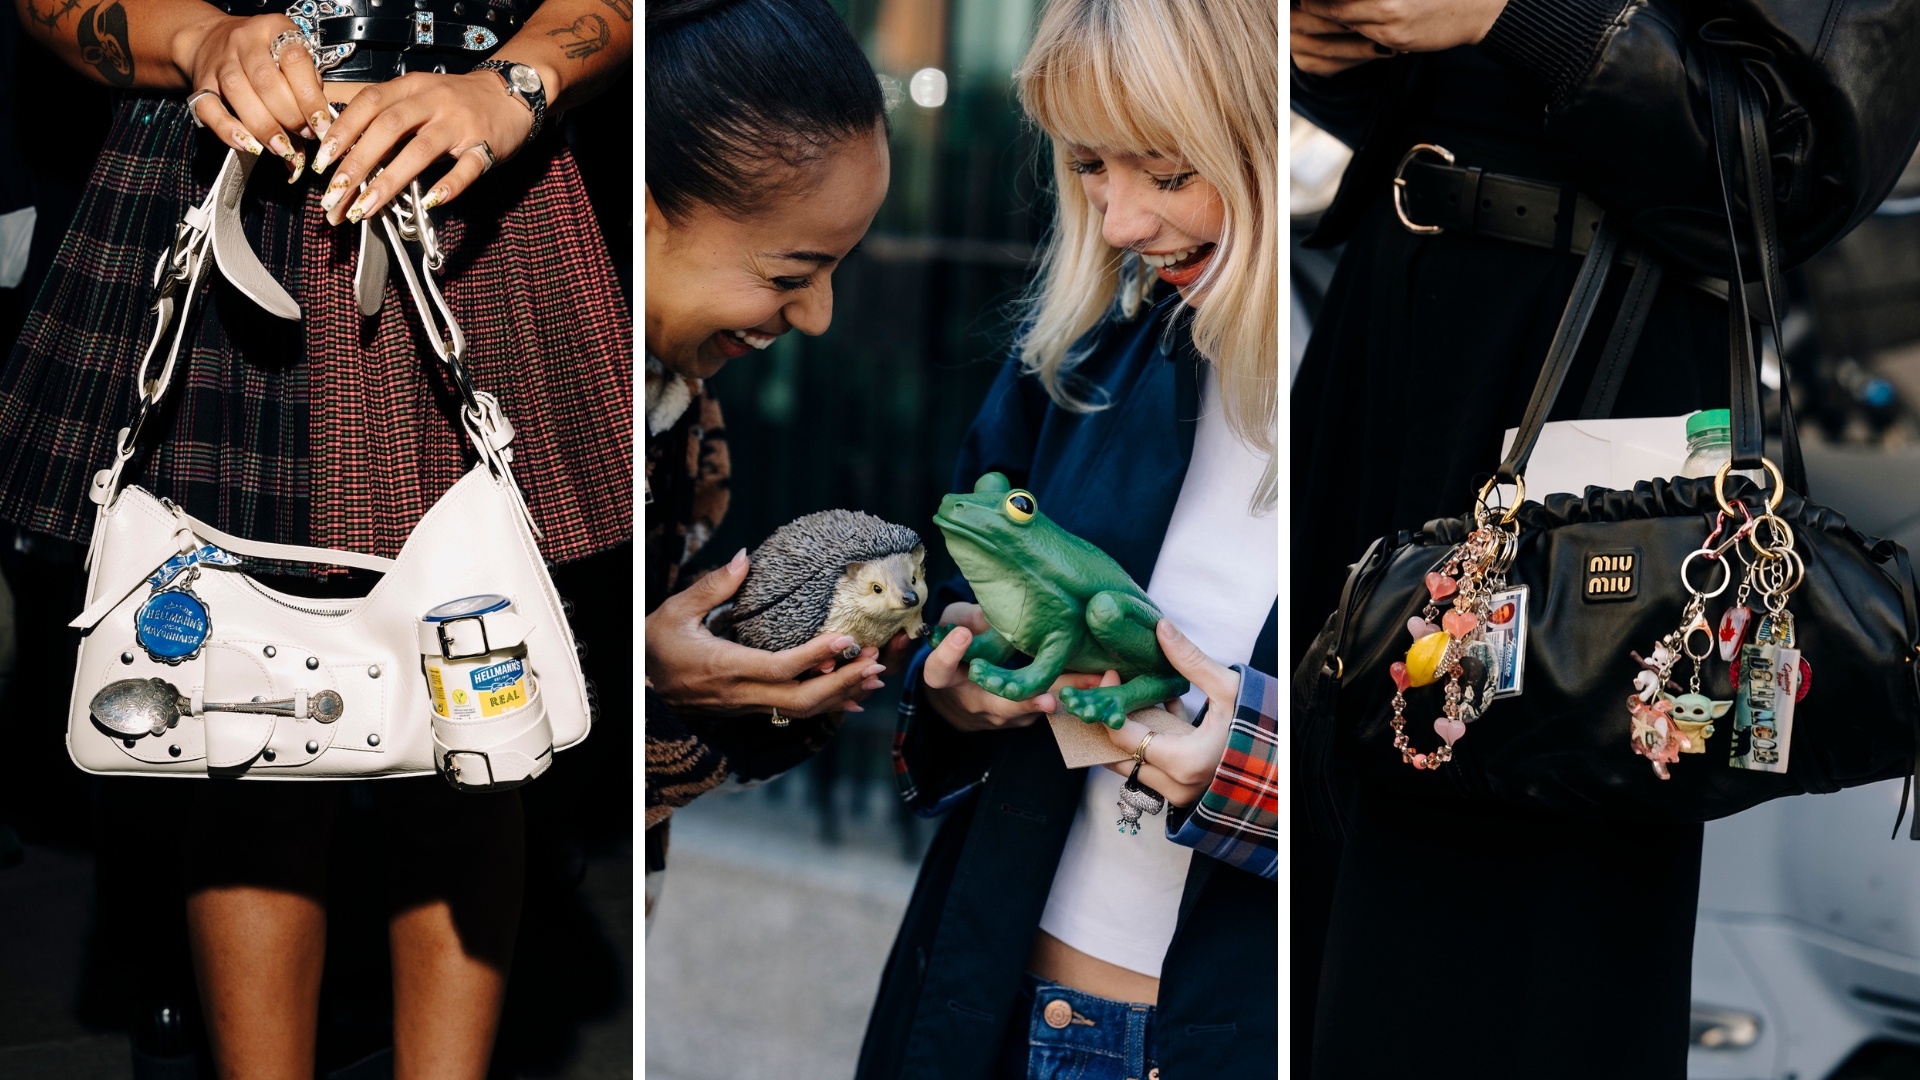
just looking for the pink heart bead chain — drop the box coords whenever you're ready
[1388,517,1517,771]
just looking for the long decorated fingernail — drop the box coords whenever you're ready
[320,174,350,213]
[309,110,332,138]
[345,187,376,223]
[235,130,263,155]
[285,151,306,185]
[312,140,337,172]
[268,134,297,162]
[422,185,448,210]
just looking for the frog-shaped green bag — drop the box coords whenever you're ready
[930,473,1188,729]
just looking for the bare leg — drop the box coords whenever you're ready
[389,788,524,1080]
[186,886,328,1080]
[184,782,338,1080]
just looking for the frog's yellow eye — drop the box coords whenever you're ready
[1005,491,1037,522]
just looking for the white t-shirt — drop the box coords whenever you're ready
[1035,372,1277,978]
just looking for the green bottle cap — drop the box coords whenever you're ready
[1686,408,1731,439]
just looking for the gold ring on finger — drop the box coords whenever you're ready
[1132,728,1156,765]
[770,704,789,727]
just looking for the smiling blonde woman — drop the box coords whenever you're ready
[858,2,1278,1079]
[1018,0,1278,511]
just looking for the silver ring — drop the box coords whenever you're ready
[184,89,219,128]
[269,30,309,63]
[463,141,496,173]
[1680,548,1734,599]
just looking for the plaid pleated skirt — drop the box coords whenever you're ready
[0,95,632,563]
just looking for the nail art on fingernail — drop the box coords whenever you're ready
[422,185,448,210]
[269,134,296,161]
[320,177,349,212]
[344,188,376,223]
[312,141,336,172]
[309,111,332,137]
[236,131,263,155]
[286,152,306,185]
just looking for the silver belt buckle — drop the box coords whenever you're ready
[437,614,492,661]
[1393,143,1455,236]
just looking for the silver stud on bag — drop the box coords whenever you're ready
[262,748,276,762]
[367,734,380,746]
[121,652,134,665]
[368,665,381,678]
[264,645,277,658]
[306,657,320,670]
[169,745,180,757]
[306,740,319,753]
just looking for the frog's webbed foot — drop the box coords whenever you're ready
[1058,672,1190,730]
[1057,684,1127,729]
[967,657,1052,702]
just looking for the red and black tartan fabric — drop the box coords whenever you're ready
[0,95,631,563]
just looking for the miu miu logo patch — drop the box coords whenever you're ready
[1584,549,1640,602]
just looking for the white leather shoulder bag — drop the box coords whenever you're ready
[65,149,591,791]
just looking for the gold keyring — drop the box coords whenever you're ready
[1714,457,1785,516]
[1475,475,1527,526]
[1132,728,1157,765]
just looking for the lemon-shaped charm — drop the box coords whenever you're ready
[1404,631,1451,688]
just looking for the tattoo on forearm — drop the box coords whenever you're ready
[77,2,134,86]
[599,0,631,22]
[26,0,83,34]
[547,13,609,60]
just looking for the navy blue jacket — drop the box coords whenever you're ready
[855,292,1279,1080]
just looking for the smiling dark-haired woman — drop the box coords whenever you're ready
[641,0,899,920]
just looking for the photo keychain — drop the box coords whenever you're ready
[1386,479,1521,770]
[1725,511,1810,772]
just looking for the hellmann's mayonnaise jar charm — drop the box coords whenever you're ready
[418,594,554,791]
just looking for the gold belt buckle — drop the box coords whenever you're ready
[1393,143,1455,235]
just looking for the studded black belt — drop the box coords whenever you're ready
[217,0,530,81]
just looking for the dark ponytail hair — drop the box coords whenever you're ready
[646,0,886,222]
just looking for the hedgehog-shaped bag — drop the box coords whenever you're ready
[714,510,929,655]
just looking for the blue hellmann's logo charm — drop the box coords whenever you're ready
[136,589,210,663]
[470,658,525,692]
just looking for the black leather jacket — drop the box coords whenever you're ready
[1298,0,1920,276]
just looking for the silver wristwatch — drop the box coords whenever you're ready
[473,61,546,142]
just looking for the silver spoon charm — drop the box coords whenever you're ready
[90,677,344,737]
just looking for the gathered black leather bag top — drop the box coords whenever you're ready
[1296,49,1920,835]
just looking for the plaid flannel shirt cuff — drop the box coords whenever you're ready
[1167,664,1279,878]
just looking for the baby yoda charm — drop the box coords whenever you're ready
[1667,692,1731,754]
[930,473,1187,729]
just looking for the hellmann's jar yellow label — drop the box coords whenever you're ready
[424,654,529,721]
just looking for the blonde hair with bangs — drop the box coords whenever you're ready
[1016,0,1278,511]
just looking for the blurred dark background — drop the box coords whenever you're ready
[0,9,634,1077]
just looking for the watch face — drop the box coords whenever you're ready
[508,64,542,95]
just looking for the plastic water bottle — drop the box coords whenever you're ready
[1680,409,1732,478]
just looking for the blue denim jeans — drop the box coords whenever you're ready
[990,972,1160,1080]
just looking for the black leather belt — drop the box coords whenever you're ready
[1394,144,1607,255]
[216,0,528,81]
[1390,143,1761,313]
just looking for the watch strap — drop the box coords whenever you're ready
[472,60,546,143]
